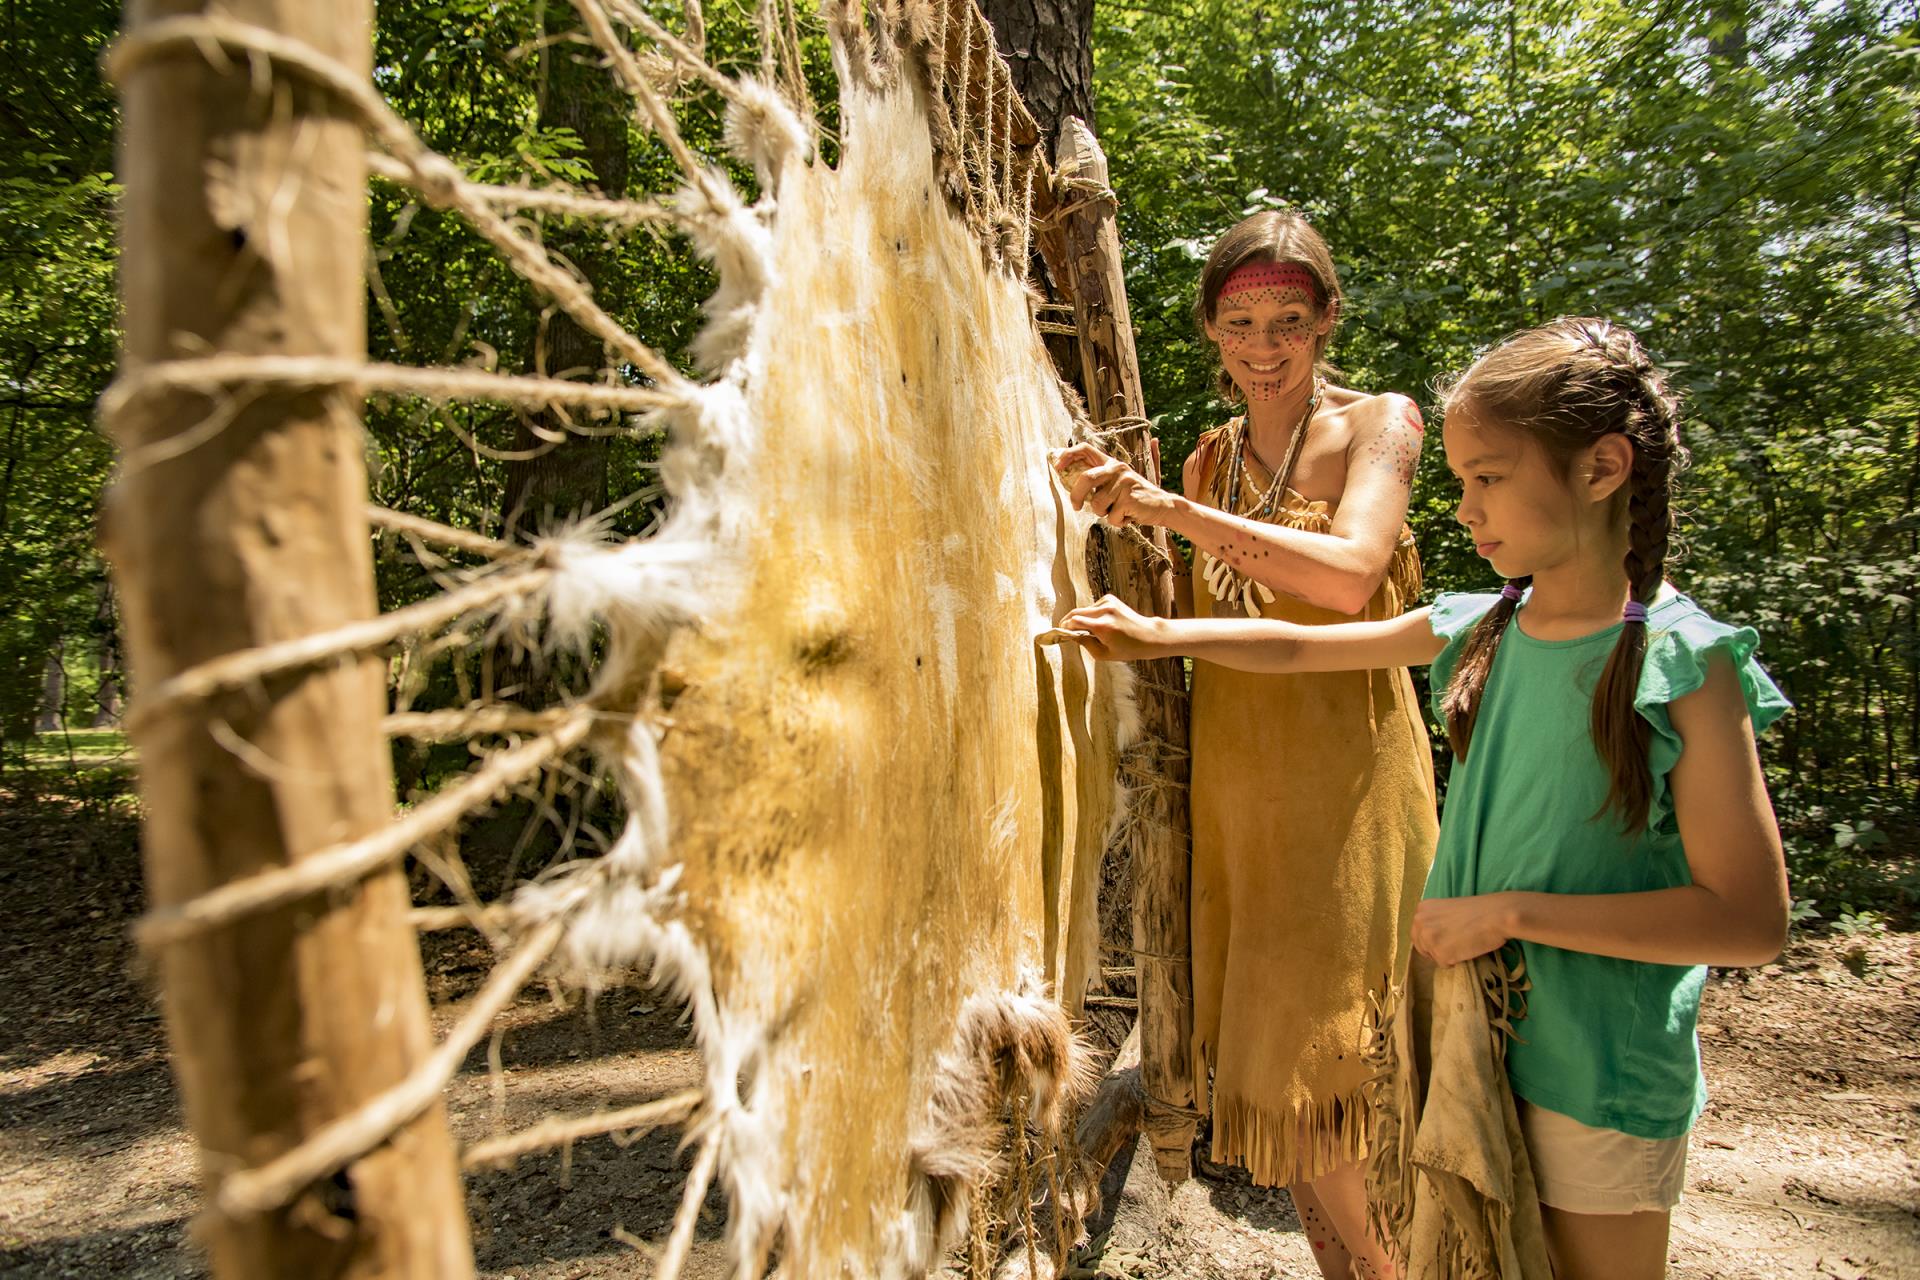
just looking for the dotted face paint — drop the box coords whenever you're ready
[1210,262,1324,401]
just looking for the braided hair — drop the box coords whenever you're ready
[1437,318,1687,832]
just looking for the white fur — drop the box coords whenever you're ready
[724,77,813,189]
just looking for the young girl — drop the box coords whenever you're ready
[1055,210,1435,1279]
[1059,317,1791,1279]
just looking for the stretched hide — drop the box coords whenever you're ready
[525,71,1127,1277]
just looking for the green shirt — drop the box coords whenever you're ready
[1425,587,1790,1139]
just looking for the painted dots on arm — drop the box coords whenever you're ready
[1362,403,1424,488]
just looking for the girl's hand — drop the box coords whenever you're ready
[1411,894,1517,967]
[1053,443,1177,528]
[1056,595,1166,662]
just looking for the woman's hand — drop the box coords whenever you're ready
[1056,595,1167,662]
[1053,443,1177,528]
[1411,893,1518,967]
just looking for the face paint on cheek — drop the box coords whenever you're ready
[1214,286,1322,400]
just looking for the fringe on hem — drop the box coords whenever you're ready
[1360,950,1532,1276]
[1211,1082,1376,1189]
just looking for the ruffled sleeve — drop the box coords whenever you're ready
[1638,605,1792,837]
[1425,591,1503,720]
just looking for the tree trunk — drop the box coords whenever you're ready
[499,12,627,541]
[93,579,123,727]
[978,0,1095,139]
[980,0,1096,391]
[35,645,64,734]
[105,3,473,1275]
[1054,118,1197,1186]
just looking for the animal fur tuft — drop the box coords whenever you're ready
[724,77,813,187]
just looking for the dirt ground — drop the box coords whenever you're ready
[2,783,1915,1279]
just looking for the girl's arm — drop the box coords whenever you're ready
[1414,653,1791,969]
[1057,594,1446,673]
[1057,396,1425,616]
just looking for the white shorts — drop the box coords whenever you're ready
[1517,1100,1688,1215]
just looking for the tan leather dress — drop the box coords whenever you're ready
[1186,418,1438,1187]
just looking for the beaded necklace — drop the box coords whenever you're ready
[1199,377,1323,617]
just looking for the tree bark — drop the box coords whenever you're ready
[105,3,473,1275]
[500,13,627,541]
[980,0,1096,387]
[91,579,123,727]
[1055,117,1197,1186]
[978,0,1095,139]
[35,646,64,734]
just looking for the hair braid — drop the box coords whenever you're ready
[1440,576,1530,761]
[1590,327,1683,830]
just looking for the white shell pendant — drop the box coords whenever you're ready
[1199,551,1276,618]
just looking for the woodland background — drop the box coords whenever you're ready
[2,0,1915,924]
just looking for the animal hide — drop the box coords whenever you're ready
[525,66,1127,1276]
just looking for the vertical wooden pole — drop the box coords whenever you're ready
[1054,117,1198,1184]
[105,3,474,1275]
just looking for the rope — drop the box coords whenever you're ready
[1100,944,1189,963]
[463,1088,703,1171]
[601,0,743,107]
[571,0,730,213]
[105,16,693,395]
[409,903,516,933]
[368,153,682,228]
[136,711,596,948]
[1036,172,1118,227]
[655,1133,721,1280]
[1143,1093,1207,1122]
[214,917,567,1217]
[382,705,612,742]
[103,355,673,441]
[367,507,519,561]
[124,565,554,733]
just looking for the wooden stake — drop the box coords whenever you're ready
[105,3,473,1274]
[1054,117,1198,1185]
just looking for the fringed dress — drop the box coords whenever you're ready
[1187,418,1438,1188]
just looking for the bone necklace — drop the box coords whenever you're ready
[1199,377,1323,617]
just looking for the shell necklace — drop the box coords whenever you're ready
[1199,377,1323,617]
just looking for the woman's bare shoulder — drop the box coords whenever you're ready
[1324,385,1419,424]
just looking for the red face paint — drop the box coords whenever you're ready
[1220,260,1318,302]
[1210,262,1324,401]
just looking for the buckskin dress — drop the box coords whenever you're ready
[1186,417,1438,1187]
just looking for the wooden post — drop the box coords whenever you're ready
[1054,117,1198,1185]
[104,3,474,1275]
[1074,1019,1146,1173]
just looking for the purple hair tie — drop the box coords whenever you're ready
[1623,600,1650,624]
[1499,582,1525,603]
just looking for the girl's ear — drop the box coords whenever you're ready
[1583,433,1634,504]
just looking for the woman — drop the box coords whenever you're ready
[1054,210,1435,1277]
